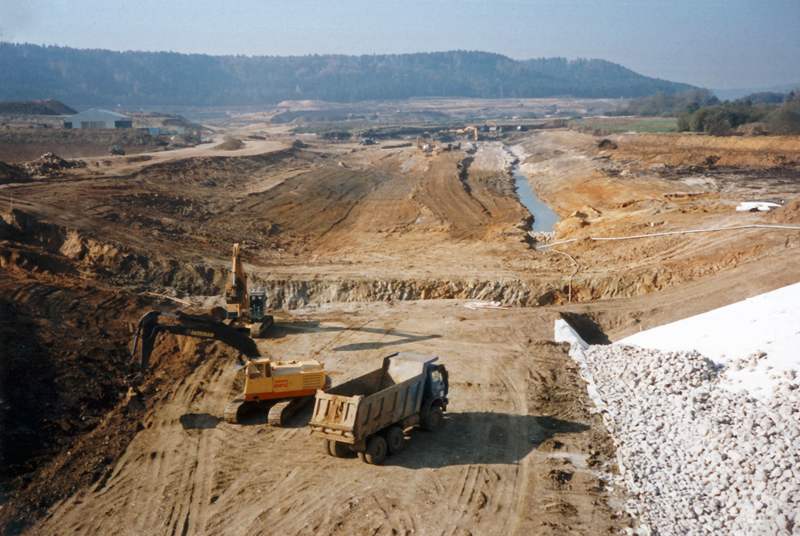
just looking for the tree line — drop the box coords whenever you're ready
[0,44,693,106]
[676,91,800,136]
[614,88,800,135]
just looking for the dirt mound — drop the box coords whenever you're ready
[0,161,30,184]
[216,137,244,150]
[764,197,800,223]
[22,152,86,176]
[597,138,617,150]
[0,99,77,116]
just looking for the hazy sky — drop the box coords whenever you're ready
[2,0,798,91]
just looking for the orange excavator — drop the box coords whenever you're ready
[125,310,330,426]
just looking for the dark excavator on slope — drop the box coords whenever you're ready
[225,243,272,338]
[124,310,329,426]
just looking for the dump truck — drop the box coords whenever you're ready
[309,353,449,464]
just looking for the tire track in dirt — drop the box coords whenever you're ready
[41,346,236,535]
[411,153,492,237]
[409,330,532,536]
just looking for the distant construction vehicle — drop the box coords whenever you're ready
[225,243,272,338]
[125,310,330,426]
[310,353,449,464]
[463,126,478,140]
[416,136,434,154]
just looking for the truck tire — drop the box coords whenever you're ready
[363,436,387,465]
[385,426,405,455]
[329,440,351,458]
[322,439,332,456]
[422,405,444,432]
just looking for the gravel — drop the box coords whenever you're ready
[570,341,800,536]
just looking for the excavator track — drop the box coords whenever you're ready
[223,398,248,424]
[268,396,313,427]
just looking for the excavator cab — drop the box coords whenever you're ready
[244,360,271,397]
[249,292,267,321]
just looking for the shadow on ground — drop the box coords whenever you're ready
[316,412,590,469]
[557,312,612,345]
[179,413,222,430]
[269,321,440,351]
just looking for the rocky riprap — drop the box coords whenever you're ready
[572,343,799,536]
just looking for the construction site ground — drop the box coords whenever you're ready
[1,126,800,535]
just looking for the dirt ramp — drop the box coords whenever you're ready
[765,197,800,223]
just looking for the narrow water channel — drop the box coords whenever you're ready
[511,162,561,232]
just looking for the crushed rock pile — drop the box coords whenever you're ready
[22,152,85,176]
[571,342,799,535]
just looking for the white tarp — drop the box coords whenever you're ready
[618,281,800,397]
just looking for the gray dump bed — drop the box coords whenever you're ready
[309,353,437,443]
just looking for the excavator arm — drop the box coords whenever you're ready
[225,243,248,318]
[126,310,262,402]
[124,310,327,426]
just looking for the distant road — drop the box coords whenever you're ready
[80,137,290,177]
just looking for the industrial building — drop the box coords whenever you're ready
[63,109,132,129]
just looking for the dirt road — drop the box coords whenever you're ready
[2,127,800,535]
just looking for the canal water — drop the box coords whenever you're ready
[511,163,561,232]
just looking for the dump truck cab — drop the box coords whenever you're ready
[421,361,449,416]
[248,291,267,321]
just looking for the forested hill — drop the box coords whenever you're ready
[0,44,694,106]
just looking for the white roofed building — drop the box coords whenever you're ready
[64,109,132,129]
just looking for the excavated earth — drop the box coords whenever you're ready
[1,128,800,535]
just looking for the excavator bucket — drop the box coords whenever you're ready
[124,387,147,412]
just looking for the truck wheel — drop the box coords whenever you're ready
[329,441,351,458]
[385,426,405,455]
[322,439,332,456]
[422,405,444,432]
[363,436,387,465]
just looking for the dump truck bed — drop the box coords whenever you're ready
[309,353,437,443]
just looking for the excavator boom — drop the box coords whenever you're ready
[225,243,248,318]
[223,243,274,337]
[129,310,260,380]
